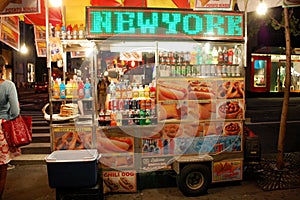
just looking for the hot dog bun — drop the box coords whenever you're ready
[98,137,131,153]
[158,84,186,100]
[118,177,134,191]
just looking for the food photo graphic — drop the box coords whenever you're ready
[157,80,188,100]
[188,80,216,100]
[97,134,134,154]
[217,100,244,119]
[100,155,134,169]
[217,80,244,99]
[53,130,92,150]
[102,171,137,193]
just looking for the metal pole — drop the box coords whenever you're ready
[244,0,248,68]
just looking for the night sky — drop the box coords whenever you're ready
[250,6,300,48]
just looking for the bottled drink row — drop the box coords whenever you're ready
[99,81,157,127]
[159,45,242,65]
[159,64,241,77]
[50,23,86,40]
[52,78,92,99]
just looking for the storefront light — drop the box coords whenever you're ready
[257,0,267,15]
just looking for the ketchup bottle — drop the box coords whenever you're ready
[66,24,72,40]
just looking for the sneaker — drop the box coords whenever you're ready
[7,164,15,170]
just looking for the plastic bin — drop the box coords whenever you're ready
[45,149,99,188]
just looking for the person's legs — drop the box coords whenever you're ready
[0,164,8,199]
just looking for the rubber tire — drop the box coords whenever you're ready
[176,164,211,197]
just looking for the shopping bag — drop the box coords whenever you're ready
[2,115,32,147]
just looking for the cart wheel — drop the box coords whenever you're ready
[177,164,211,197]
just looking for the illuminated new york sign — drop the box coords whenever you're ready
[86,7,244,40]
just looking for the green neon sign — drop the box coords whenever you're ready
[86,7,244,40]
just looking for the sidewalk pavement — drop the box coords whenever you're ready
[3,162,300,200]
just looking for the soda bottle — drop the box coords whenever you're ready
[132,84,139,99]
[144,85,150,98]
[139,109,145,125]
[66,81,73,98]
[212,47,218,64]
[223,46,228,63]
[78,80,85,99]
[218,46,224,64]
[84,79,91,98]
[233,45,242,65]
[59,81,66,99]
[72,79,78,99]
[52,80,60,99]
[228,48,233,64]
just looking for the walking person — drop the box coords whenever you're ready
[0,55,21,199]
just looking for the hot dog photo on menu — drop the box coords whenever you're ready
[97,133,134,154]
[157,80,188,100]
[188,80,216,100]
[102,171,137,193]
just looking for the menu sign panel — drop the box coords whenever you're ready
[0,16,19,51]
[0,0,40,15]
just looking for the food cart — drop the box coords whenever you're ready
[47,7,246,197]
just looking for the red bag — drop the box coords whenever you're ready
[2,115,32,147]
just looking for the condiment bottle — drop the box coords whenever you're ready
[66,24,72,40]
[72,24,78,40]
[54,24,61,38]
[78,23,85,39]
[60,25,66,40]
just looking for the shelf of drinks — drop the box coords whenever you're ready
[50,97,94,102]
[98,117,158,127]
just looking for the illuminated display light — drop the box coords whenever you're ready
[86,8,244,40]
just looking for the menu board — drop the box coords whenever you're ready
[96,129,134,170]
[34,25,46,57]
[0,0,39,15]
[102,170,137,193]
[0,16,19,51]
[212,160,243,182]
[51,126,93,151]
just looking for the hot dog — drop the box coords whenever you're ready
[158,84,186,100]
[98,137,130,153]
[118,177,134,191]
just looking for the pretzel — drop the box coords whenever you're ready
[54,131,84,150]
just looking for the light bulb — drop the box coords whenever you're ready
[50,0,62,7]
[257,1,267,15]
[20,44,28,54]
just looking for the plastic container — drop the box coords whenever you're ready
[45,149,99,188]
